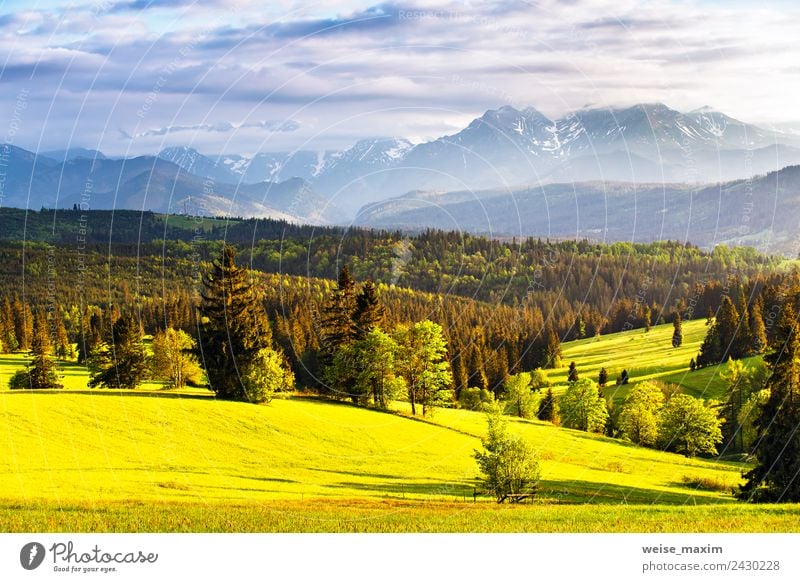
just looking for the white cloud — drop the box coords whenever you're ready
[0,0,798,154]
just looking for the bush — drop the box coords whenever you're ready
[459,387,494,411]
[8,368,62,390]
[8,370,31,390]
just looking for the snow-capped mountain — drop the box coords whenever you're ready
[14,102,800,225]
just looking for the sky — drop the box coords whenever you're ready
[0,0,798,156]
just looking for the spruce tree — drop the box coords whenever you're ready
[672,312,683,348]
[749,298,768,354]
[319,266,358,398]
[543,324,562,369]
[54,314,71,359]
[738,306,800,502]
[697,320,723,367]
[198,245,280,402]
[89,313,147,389]
[1,297,19,352]
[13,298,33,351]
[10,312,63,389]
[353,280,384,340]
[716,296,741,360]
[598,367,608,388]
[567,361,579,383]
[537,386,556,422]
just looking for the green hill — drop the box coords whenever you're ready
[552,318,764,403]
[2,319,796,533]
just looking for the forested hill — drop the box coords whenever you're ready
[0,206,784,334]
[0,207,792,393]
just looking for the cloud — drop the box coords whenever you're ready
[0,0,799,154]
[133,119,300,138]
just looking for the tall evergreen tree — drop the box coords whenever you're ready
[716,295,742,360]
[319,266,358,398]
[543,324,562,369]
[738,306,800,502]
[13,298,33,351]
[598,367,608,388]
[567,361,579,383]
[672,311,683,348]
[54,313,71,359]
[749,297,768,354]
[198,245,282,402]
[537,386,557,422]
[9,312,63,390]
[353,279,384,340]
[0,297,19,352]
[89,313,148,389]
[734,297,754,358]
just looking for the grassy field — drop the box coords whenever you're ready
[549,318,763,403]
[1,321,795,533]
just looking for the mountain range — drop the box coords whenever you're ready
[355,165,800,256]
[2,102,800,249]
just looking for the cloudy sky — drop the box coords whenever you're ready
[1,0,798,156]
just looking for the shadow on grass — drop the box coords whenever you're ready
[2,389,214,401]
[318,475,736,505]
[536,479,737,505]
[327,479,476,498]
[309,468,403,481]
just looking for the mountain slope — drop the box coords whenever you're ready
[355,165,800,255]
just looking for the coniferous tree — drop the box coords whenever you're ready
[537,386,557,422]
[598,367,608,388]
[9,312,62,389]
[319,266,358,398]
[353,279,385,340]
[749,298,768,354]
[643,305,652,332]
[0,297,19,352]
[13,298,33,351]
[738,306,800,502]
[198,245,283,402]
[734,296,755,358]
[697,320,723,367]
[89,313,148,389]
[544,324,562,369]
[716,296,741,360]
[672,311,683,348]
[567,361,579,383]
[54,313,71,359]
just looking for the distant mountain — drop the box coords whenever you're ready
[9,101,800,230]
[158,146,240,184]
[355,165,800,256]
[0,147,331,223]
[40,147,107,163]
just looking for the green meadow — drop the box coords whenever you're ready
[1,320,798,533]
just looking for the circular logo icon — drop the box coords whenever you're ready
[20,542,46,570]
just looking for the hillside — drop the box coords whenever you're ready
[0,391,742,506]
[355,165,800,256]
[553,318,763,403]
